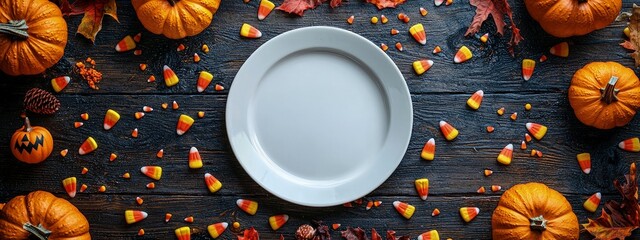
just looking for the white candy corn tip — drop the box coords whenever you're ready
[177,130,185,135]
[505,144,513,150]
[434,0,443,6]
[594,192,601,199]
[525,122,533,130]
[79,149,86,155]
[140,211,149,219]
[197,86,205,92]
[476,90,484,96]
[221,222,229,228]
[392,201,401,208]
[439,121,446,127]
[618,141,626,149]
[190,147,198,153]
[427,138,435,144]
[282,214,290,221]
[583,168,591,174]
[236,199,244,206]
[62,76,71,83]
[163,65,170,71]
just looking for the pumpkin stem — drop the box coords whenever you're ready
[529,215,547,231]
[23,222,51,240]
[600,76,620,105]
[0,20,29,39]
[23,117,33,132]
[578,0,587,3]
[168,0,179,6]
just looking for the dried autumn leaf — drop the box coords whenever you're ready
[465,0,523,54]
[312,221,331,240]
[341,227,368,240]
[620,4,640,67]
[76,0,118,43]
[365,0,406,10]
[277,0,404,16]
[371,228,382,240]
[385,230,409,240]
[238,227,260,240]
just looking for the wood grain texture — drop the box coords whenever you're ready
[0,0,639,239]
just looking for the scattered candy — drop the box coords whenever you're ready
[530,149,537,157]
[366,201,373,210]
[374,200,382,207]
[435,0,444,6]
[198,111,205,118]
[237,199,258,215]
[354,199,363,205]
[432,45,442,54]
[491,185,502,192]
[184,216,194,223]
[177,114,195,135]
[115,35,136,52]
[173,101,179,110]
[189,147,203,169]
[175,226,191,240]
[395,42,404,51]
[122,172,131,179]
[525,103,532,111]
[81,167,88,174]
[240,23,262,38]
[133,33,142,43]
[420,7,428,16]
[583,192,601,212]
[103,109,120,130]
[74,122,83,128]
[549,42,569,57]
[79,137,98,155]
[439,120,459,141]
[484,169,493,176]
[421,138,436,160]
[134,50,142,56]
[418,230,439,240]
[409,23,426,45]
[466,90,484,110]
[51,76,70,93]
[205,173,222,193]
[215,84,224,91]
[233,221,240,229]
[134,112,145,120]
[161,103,168,109]
[413,59,434,75]
[109,153,117,161]
[380,43,389,51]
[136,197,143,205]
[197,71,214,92]
[520,141,527,150]
[98,185,106,192]
[445,0,452,6]
[163,65,180,87]
[79,184,87,193]
[618,137,640,152]
[576,153,591,174]
[397,13,407,21]
[431,208,440,217]
[522,59,536,81]
[496,107,505,116]
[454,45,472,63]
[393,201,415,219]
[166,213,173,223]
[536,150,543,158]
[138,229,145,236]
[381,15,388,23]
[390,28,399,35]
[208,222,228,238]
[347,15,354,24]
[141,166,163,180]
[525,133,532,142]
[147,75,156,83]
[269,214,289,230]
[402,15,410,23]
[139,64,147,71]
[477,186,486,194]
[193,53,201,63]
[479,33,489,43]
[131,128,138,138]
[510,112,518,121]
[62,177,77,198]
[624,26,631,38]
[81,113,89,120]
[486,126,494,133]
[157,149,164,158]
[371,16,379,24]
[526,123,548,140]
[539,54,548,62]
[497,144,513,165]
[415,178,429,200]
[177,44,186,52]
[146,182,155,189]
[202,44,209,53]
[332,223,341,230]
[460,207,480,222]
[61,149,69,157]
[258,0,275,20]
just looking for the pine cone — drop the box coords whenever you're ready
[24,88,60,115]
[296,224,316,240]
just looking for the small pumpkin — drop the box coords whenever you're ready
[524,0,622,38]
[0,191,91,239]
[0,0,68,76]
[568,62,640,129]
[492,182,579,240]
[131,0,221,39]
[11,117,53,164]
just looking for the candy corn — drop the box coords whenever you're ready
[143,106,153,112]
[147,75,155,83]
[520,141,527,150]
[146,182,155,189]
[62,177,77,198]
[98,185,106,192]
[496,107,505,116]
[397,13,407,21]
[189,147,203,169]
[197,71,213,92]
[173,101,179,110]
[381,15,388,23]
[240,23,262,38]
[51,76,70,93]
[164,65,180,87]
[484,169,493,176]
[131,128,138,138]
[413,59,433,75]
[81,167,88,174]
[79,184,87,193]
[125,210,148,224]
[539,54,547,62]
[138,229,145,236]
[409,23,426,45]
[80,113,89,120]
[205,173,222,193]
[421,138,436,160]
[374,200,382,207]
[466,90,483,110]
[122,172,130,179]
[476,186,485,194]
[439,121,459,141]
[550,42,569,57]
[366,201,373,210]
[177,44,186,52]
[576,153,591,174]
[618,137,640,152]
[208,222,228,238]
[390,28,399,35]
[486,126,494,133]
[193,53,201,63]
[177,114,195,135]
[380,43,389,51]
[420,7,428,16]
[74,122,83,128]
[175,226,191,240]
[479,33,489,43]
[135,112,145,120]
[497,144,513,165]
[79,137,98,155]
[60,149,69,157]
[332,223,341,230]
[134,50,142,56]
[417,230,439,240]
[115,35,136,52]
[215,84,224,91]
[347,15,354,24]
[445,0,452,6]
[525,133,532,142]
[269,214,289,230]
[202,44,209,53]
[510,112,518,121]
[393,201,415,219]
[184,216,194,223]
[583,192,601,212]
[136,197,143,205]
[491,185,502,192]
[454,45,472,63]
[460,207,479,222]
[139,63,147,71]
[395,42,404,51]
[198,111,205,118]
[141,166,163,180]
[257,0,275,20]
[433,46,442,54]
[133,33,142,42]
[237,199,258,215]
[522,59,536,81]
[157,149,164,158]
[434,0,443,6]
[431,208,440,216]
[103,109,120,130]
[415,178,429,200]
[166,213,173,222]
[110,153,117,161]
[526,123,548,140]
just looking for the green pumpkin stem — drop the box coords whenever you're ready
[0,20,29,39]
[23,222,51,240]
[600,76,620,105]
[23,117,33,132]
[530,215,547,231]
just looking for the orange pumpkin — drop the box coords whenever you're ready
[568,62,640,129]
[492,182,579,240]
[10,117,53,164]
[0,0,68,76]
[524,0,622,38]
[0,191,90,240]
[131,0,221,39]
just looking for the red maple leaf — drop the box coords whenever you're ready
[465,0,523,54]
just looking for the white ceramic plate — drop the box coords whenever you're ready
[226,26,412,207]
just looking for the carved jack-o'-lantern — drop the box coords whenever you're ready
[10,117,53,164]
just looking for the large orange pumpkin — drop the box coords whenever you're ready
[524,0,622,38]
[131,0,221,39]
[10,117,54,164]
[568,62,640,129]
[0,0,68,76]
[492,182,579,240]
[0,191,91,239]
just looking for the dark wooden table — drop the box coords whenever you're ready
[1,0,639,239]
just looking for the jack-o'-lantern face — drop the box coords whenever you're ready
[10,118,53,164]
